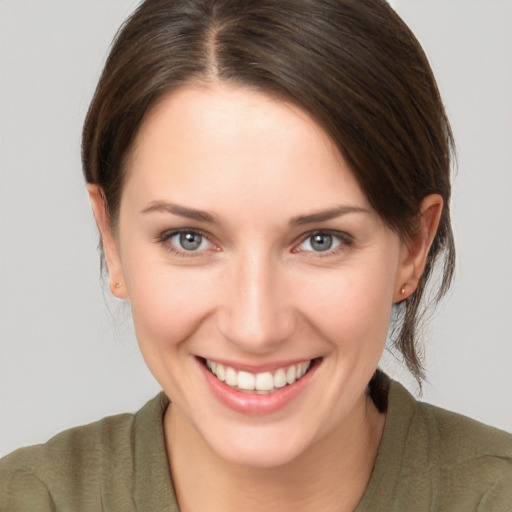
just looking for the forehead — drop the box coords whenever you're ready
[122,83,370,219]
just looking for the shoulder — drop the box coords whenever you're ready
[0,411,135,511]
[417,394,512,509]
[0,393,168,511]
[392,381,512,509]
[419,395,512,459]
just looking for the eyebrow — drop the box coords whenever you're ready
[289,205,370,226]
[141,201,369,226]
[141,201,218,223]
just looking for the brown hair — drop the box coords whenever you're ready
[82,0,455,388]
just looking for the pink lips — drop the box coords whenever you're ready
[198,357,319,416]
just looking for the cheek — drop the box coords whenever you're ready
[125,262,216,350]
[295,261,397,350]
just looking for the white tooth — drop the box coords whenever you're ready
[274,368,287,388]
[303,360,311,374]
[238,371,256,390]
[206,360,212,371]
[211,361,217,373]
[297,361,310,379]
[296,363,304,378]
[286,365,296,384]
[225,367,237,386]
[216,363,226,382]
[255,372,274,391]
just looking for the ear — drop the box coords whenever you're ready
[394,194,443,302]
[88,185,129,300]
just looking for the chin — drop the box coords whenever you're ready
[200,422,315,469]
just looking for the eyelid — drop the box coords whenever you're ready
[157,227,219,256]
[292,229,354,255]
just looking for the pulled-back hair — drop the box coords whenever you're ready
[82,0,455,387]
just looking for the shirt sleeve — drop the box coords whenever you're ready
[476,464,512,512]
[0,469,56,512]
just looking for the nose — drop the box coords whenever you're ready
[217,251,296,354]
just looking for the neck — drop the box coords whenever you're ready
[164,394,386,512]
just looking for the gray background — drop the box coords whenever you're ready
[1,0,511,456]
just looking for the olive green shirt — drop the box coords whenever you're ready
[1,382,511,511]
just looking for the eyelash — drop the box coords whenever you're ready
[157,228,216,258]
[156,229,354,258]
[293,230,355,257]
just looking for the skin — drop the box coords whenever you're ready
[89,83,442,511]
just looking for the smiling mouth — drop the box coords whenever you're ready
[202,358,318,394]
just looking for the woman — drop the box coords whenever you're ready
[1,0,511,510]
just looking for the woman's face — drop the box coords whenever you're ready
[101,84,414,467]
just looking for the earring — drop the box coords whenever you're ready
[114,282,122,289]
[400,285,406,295]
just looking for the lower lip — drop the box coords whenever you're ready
[198,358,320,416]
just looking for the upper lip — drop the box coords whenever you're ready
[198,356,320,373]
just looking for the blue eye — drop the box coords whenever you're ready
[298,232,344,253]
[166,230,212,252]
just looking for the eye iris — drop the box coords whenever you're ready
[311,233,333,251]
[180,232,202,251]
